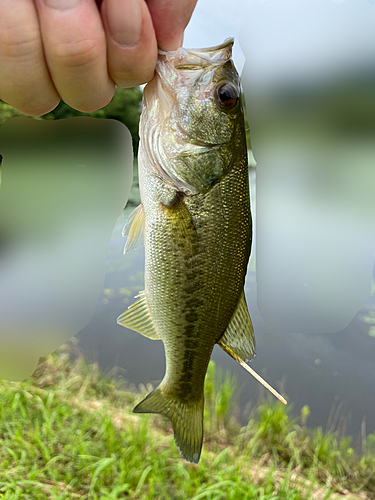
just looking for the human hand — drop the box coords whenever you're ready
[0,0,197,115]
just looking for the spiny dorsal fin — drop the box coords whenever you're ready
[123,204,145,254]
[133,385,204,464]
[117,290,161,340]
[218,290,255,362]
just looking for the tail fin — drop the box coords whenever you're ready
[133,386,204,464]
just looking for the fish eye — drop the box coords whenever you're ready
[215,82,239,111]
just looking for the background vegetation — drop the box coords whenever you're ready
[0,87,143,154]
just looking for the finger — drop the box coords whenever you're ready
[0,0,59,116]
[146,0,198,51]
[34,0,115,112]
[100,0,158,88]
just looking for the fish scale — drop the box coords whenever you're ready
[117,38,256,463]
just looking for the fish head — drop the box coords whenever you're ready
[141,38,247,195]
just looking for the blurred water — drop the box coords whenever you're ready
[77,167,375,444]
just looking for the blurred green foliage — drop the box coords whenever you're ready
[0,86,142,154]
[0,100,31,124]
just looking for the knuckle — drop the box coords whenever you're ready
[0,27,41,61]
[29,100,60,117]
[0,98,59,117]
[64,87,115,113]
[70,98,111,113]
[49,37,102,69]
[18,98,60,117]
[112,65,155,88]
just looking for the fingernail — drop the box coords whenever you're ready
[106,0,142,47]
[43,0,80,8]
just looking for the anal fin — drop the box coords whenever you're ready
[218,290,255,362]
[218,291,287,405]
[117,290,160,340]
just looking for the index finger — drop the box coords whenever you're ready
[146,0,198,51]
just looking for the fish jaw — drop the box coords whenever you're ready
[139,38,245,195]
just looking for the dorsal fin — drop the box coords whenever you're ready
[122,204,145,254]
[218,290,255,362]
[117,291,161,340]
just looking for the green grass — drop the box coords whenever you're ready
[0,339,373,499]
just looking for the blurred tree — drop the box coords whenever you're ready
[0,87,142,154]
[0,100,28,125]
[42,87,142,154]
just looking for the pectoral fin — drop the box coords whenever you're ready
[122,204,145,254]
[218,290,256,362]
[117,290,160,340]
[159,191,197,254]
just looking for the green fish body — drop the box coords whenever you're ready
[118,39,254,463]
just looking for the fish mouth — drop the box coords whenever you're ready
[142,39,234,194]
[153,38,235,129]
[158,38,234,56]
[158,38,234,69]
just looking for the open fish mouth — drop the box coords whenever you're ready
[151,39,235,151]
[155,38,234,100]
[141,38,239,196]
[158,38,234,68]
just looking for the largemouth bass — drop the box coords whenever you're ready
[118,39,255,464]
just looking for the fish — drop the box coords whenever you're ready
[117,38,285,464]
